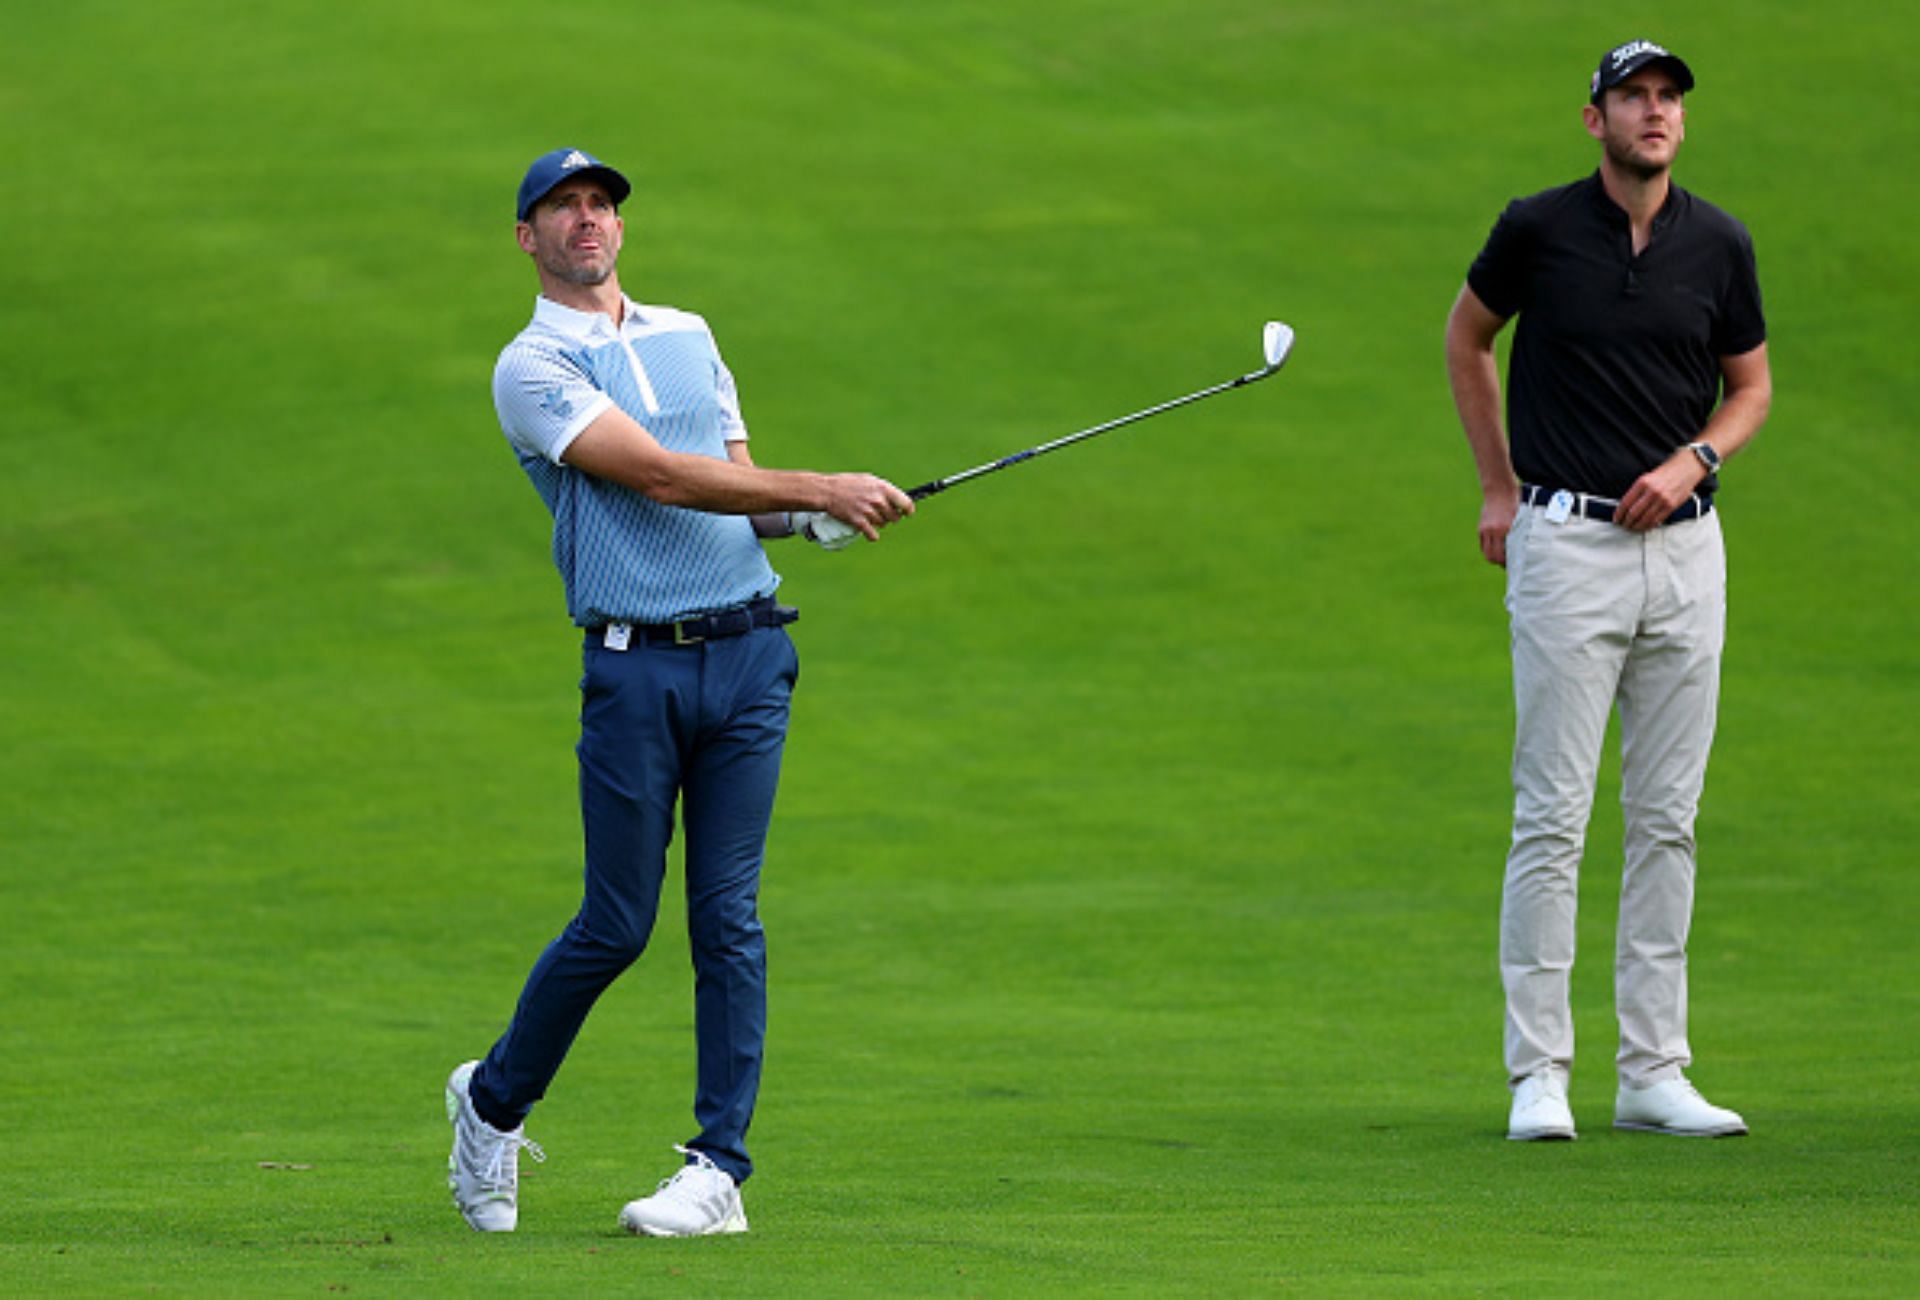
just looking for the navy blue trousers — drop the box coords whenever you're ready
[471,624,797,1184]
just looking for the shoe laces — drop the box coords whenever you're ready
[1520,1073,1565,1104]
[653,1145,726,1199]
[471,1123,546,1194]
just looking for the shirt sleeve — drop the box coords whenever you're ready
[492,337,615,464]
[707,323,749,442]
[1713,224,1767,357]
[1465,198,1531,320]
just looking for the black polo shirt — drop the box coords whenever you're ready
[1467,171,1766,499]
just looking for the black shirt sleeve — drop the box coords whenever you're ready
[1466,199,1531,319]
[1713,221,1767,357]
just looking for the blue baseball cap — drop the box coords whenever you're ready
[516,148,631,221]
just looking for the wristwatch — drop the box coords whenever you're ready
[1687,441,1722,474]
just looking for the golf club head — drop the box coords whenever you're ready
[1262,320,1296,370]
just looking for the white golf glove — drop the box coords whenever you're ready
[792,511,859,551]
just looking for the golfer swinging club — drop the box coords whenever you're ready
[445,147,912,1235]
[1446,43,1771,1141]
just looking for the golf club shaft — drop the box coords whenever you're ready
[906,363,1278,501]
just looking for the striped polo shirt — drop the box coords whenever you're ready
[493,295,780,626]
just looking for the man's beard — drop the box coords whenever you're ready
[1604,133,1670,181]
[539,243,615,286]
[544,255,614,286]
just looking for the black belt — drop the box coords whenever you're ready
[1520,483,1713,526]
[591,597,797,647]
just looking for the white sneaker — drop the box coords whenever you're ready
[618,1146,749,1237]
[1615,1078,1748,1137]
[1508,1071,1577,1141]
[445,1060,545,1231]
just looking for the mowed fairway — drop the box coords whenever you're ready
[3,0,1915,1294]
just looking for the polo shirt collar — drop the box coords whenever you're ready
[533,293,651,340]
[1584,170,1686,233]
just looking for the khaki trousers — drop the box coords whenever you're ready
[1501,504,1726,1089]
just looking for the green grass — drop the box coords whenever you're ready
[3,0,1916,1294]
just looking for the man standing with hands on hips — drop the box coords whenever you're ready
[1445,43,1771,1141]
[445,147,912,1235]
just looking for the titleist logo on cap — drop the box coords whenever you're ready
[1609,40,1672,70]
[1590,39,1692,101]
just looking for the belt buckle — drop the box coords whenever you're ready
[672,618,706,646]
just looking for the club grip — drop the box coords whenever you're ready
[906,480,947,501]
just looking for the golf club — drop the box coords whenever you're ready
[905,321,1296,501]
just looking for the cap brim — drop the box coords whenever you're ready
[1595,52,1695,101]
[519,165,633,220]
[573,166,632,206]
[1643,54,1694,91]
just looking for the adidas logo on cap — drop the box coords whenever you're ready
[517,146,631,219]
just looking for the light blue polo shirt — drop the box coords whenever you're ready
[493,295,780,626]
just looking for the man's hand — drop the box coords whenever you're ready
[819,474,914,541]
[792,511,859,551]
[791,475,913,551]
[1615,450,1708,531]
[1479,485,1520,567]
[1447,285,1521,569]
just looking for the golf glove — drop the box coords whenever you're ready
[792,511,858,551]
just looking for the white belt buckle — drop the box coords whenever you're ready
[1545,489,1574,525]
[604,623,632,651]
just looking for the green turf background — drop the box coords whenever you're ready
[3,0,1915,1294]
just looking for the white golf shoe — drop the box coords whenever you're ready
[1615,1078,1748,1137]
[445,1060,545,1231]
[1508,1071,1577,1141]
[618,1146,749,1237]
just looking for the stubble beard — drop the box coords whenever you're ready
[1604,133,1672,182]
[542,250,615,287]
